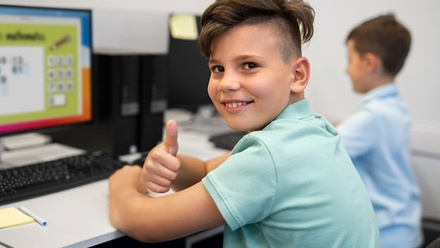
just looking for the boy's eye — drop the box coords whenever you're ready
[211,65,224,73]
[243,62,257,70]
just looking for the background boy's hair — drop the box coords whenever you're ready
[198,0,314,61]
[346,14,411,77]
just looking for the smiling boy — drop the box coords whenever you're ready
[108,0,380,247]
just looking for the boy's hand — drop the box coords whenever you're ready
[141,120,180,193]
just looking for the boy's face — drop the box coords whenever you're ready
[207,23,299,131]
[346,40,371,93]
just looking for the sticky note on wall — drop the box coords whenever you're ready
[0,207,34,229]
[169,14,198,40]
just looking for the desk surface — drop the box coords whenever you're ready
[0,128,229,248]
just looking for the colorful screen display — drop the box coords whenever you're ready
[0,5,92,135]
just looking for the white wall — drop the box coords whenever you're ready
[305,0,440,153]
[2,0,438,219]
[0,0,212,13]
[0,0,213,54]
[304,0,440,220]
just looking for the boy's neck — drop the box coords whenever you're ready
[366,75,394,92]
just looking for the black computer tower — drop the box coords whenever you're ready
[138,55,167,152]
[95,55,140,156]
[92,54,165,156]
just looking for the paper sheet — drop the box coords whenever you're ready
[0,207,34,229]
[170,14,198,40]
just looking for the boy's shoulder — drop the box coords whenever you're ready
[241,113,338,147]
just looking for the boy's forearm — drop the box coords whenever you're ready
[172,153,230,191]
[111,181,224,243]
[172,154,208,191]
[109,189,170,242]
[109,185,145,235]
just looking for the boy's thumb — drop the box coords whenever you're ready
[164,119,178,156]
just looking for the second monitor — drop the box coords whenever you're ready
[166,15,212,113]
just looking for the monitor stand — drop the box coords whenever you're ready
[0,133,52,169]
[0,137,86,170]
[0,138,13,169]
[1,133,51,151]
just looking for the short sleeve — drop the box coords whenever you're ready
[202,136,277,231]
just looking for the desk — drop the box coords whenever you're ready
[0,128,229,248]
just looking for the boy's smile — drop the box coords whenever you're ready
[208,22,299,131]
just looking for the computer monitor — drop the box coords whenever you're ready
[0,5,92,137]
[166,16,212,112]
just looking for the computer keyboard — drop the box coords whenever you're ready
[0,151,125,205]
[209,131,247,150]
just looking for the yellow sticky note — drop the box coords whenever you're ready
[0,207,34,229]
[169,14,198,40]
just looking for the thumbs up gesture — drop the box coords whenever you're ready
[141,120,180,193]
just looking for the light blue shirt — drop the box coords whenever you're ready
[203,99,380,248]
[338,84,422,248]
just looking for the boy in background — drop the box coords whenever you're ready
[338,14,422,248]
[109,0,380,246]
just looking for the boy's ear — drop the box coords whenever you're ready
[363,52,380,72]
[290,56,310,93]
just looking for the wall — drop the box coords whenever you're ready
[2,0,438,219]
[305,0,440,152]
[0,0,212,13]
[0,0,213,54]
[304,0,440,220]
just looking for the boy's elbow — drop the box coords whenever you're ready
[112,215,155,243]
[111,204,175,243]
[127,224,176,243]
[131,231,166,243]
[129,228,155,243]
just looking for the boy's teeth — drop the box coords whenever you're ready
[226,102,244,108]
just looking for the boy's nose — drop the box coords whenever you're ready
[218,71,241,91]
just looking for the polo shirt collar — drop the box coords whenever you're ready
[363,83,399,103]
[276,99,312,121]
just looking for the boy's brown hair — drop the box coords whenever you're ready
[347,14,411,77]
[198,0,315,61]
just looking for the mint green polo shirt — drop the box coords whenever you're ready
[202,99,380,247]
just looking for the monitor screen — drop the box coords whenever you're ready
[166,16,212,112]
[0,5,92,136]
